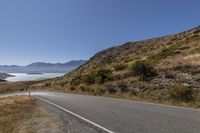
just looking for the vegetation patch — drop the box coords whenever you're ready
[114,64,127,71]
[70,75,82,86]
[167,83,196,102]
[131,60,157,81]
[0,81,41,94]
[117,81,129,92]
[105,83,117,94]
[0,96,36,133]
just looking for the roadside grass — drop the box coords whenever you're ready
[0,80,42,94]
[44,85,198,109]
[0,96,36,133]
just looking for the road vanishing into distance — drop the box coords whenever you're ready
[1,91,200,133]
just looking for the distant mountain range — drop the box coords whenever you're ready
[0,60,87,73]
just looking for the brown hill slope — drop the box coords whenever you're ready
[31,26,200,107]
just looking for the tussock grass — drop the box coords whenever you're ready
[0,81,42,94]
[0,96,36,133]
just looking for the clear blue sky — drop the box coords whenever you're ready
[0,0,200,65]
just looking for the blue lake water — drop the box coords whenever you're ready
[6,73,65,82]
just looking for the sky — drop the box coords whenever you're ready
[0,0,200,65]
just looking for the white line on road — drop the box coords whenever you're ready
[34,96,115,133]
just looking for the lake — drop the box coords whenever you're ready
[6,73,65,82]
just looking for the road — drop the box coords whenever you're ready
[1,91,200,133]
[28,91,200,133]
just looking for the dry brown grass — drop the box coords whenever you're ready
[0,96,36,133]
[0,81,42,94]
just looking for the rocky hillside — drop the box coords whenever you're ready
[31,26,200,107]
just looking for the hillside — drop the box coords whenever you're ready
[0,60,87,73]
[31,26,200,107]
[0,73,14,81]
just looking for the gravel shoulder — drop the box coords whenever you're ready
[19,99,99,133]
[0,95,99,133]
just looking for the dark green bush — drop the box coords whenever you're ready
[96,68,112,84]
[69,86,76,91]
[79,85,86,92]
[167,84,195,101]
[70,76,82,86]
[87,68,112,84]
[95,87,106,95]
[114,64,127,71]
[83,74,95,85]
[105,84,117,94]
[117,81,128,92]
[82,68,112,85]
[129,89,138,96]
[131,60,157,80]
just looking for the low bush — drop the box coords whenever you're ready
[85,68,112,84]
[83,74,95,85]
[105,84,117,94]
[129,89,138,96]
[94,87,106,95]
[70,76,82,86]
[79,85,86,92]
[131,60,157,80]
[81,68,112,85]
[117,81,128,92]
[167,84,195,101]
[114,64,127,71]
[69,86,76,91]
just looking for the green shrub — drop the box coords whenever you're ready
[105,84,117,94]
[95,87,106,95]
[70,76,82,86]
[69,86,76,91]
[83,74,95,85]
[88,68,112,84]
[96,68,112,84]
[44,82,51,87]
[82,68,112,85]
[129,89,137,96]
[79,85,86,92]
[167,84,195,101]
[131,60,157,80]
[117,81,128,92]
[147,48,171,63]
[114,64,127,71]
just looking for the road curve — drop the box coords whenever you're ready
[13,91,200,133]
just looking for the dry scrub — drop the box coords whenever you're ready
[0,96,35,133]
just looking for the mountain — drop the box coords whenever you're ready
[31,26,200,106]
[0,60,87,73]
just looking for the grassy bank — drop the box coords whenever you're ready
[0,96,36,133]
[0,80,43,94]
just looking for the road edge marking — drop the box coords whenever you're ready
[34,96,114,133]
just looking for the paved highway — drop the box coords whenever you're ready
[28,91,200,133]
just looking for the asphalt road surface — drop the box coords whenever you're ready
[27,91,200,133]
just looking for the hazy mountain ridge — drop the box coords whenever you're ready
[0,60,87,73]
